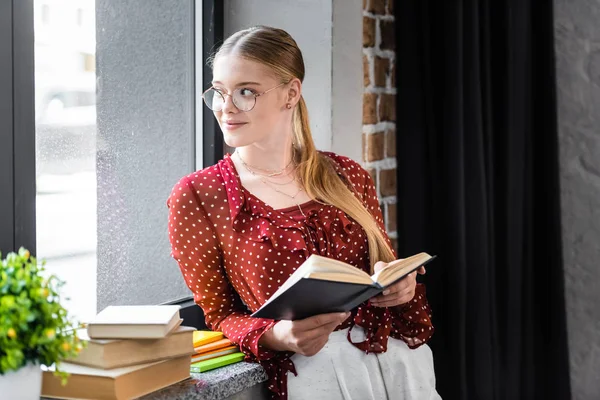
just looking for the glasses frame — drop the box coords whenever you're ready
[202,82,287,112]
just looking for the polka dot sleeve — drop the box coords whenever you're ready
[167,176,278,361]
[359,163,435,349]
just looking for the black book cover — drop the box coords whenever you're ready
[252,279,383,320]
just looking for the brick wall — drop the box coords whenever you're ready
[362,0,397,252]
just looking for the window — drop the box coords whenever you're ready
[1,0,223,325]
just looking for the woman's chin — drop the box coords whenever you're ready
[223,134,250,149]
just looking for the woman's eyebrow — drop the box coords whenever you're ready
[211,80,262,86]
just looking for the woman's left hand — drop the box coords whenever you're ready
[369,260,426,308]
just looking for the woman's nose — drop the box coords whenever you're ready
[221,93,238,113]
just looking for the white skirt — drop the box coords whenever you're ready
[287,326,442,400]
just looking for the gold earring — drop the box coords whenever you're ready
[286,103,292,109]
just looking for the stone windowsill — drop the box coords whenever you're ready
[141,362,268,400]
[41,362,268,400]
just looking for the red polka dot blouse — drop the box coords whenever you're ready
[167,151,434,399]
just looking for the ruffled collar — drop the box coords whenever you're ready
[221,153,312,219]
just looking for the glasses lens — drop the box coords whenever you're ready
[203,89,224,111]
[232,88,256,112]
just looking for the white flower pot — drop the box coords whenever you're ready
[0,363,42,400]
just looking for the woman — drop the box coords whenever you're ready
[167,25,440,400]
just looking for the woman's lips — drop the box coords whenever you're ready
[222,122,247,130]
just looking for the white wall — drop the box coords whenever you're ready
[332,0,363,162]
[223,0,363,161]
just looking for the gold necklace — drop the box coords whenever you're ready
[260,177,304,199]
[236,151,307,217]
[261,178,307,218]
[261,175,298,186]
[236,151,293,177]
[237,153,298,186]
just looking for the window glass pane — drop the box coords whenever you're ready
[34,0,98,323]
[34,0,195,322]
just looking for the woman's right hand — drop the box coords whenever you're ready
[259,312,350,356]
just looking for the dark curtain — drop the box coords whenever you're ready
[394,1,571,399]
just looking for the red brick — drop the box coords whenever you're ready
[379,94,396,122]
[363,17,376,47]
[368,0,386,14]
[387,0,395,15]
[386,128,396,157]
[380,168,397,196]
[380,20,395,50]
[363,93,378,124]
[362,132,385,162]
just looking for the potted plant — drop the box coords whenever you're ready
[0,247,84,399]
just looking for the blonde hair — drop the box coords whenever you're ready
[211,26,395,272]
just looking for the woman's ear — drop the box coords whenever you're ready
[287,78,302,106]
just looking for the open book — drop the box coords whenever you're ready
[252,252,436,321]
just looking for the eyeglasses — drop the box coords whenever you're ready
[202,82,286,112]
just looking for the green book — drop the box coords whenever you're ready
[190,352,245,373]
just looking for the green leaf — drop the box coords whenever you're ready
[0,248,82,375]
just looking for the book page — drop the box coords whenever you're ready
[51,359,166,377]
[303,255,372,283]
[372,253,433,287]
[304,271,374,285]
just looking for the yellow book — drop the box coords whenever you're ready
[193,330,223,348]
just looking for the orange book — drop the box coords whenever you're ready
[191,345,239,364]
[194,338,234,354]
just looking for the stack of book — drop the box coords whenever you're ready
[41,305,195,400]
[190,330,245,373]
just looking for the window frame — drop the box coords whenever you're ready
[0,0,36,256]
[199,0,224,169]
